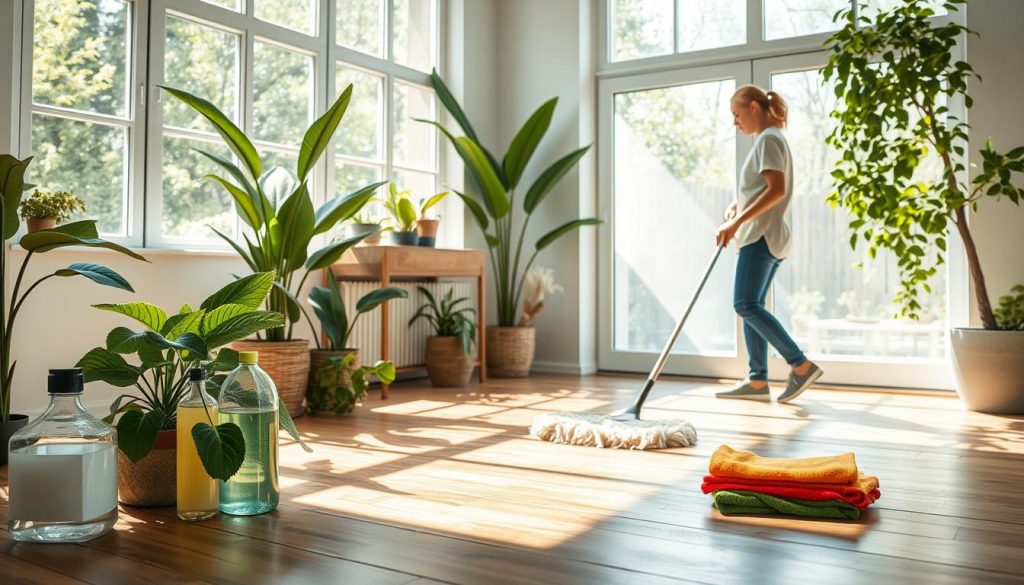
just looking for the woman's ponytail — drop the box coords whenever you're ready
[733,85,788,128]
[765,90,789,128]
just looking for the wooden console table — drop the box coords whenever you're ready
[330,245,487,398]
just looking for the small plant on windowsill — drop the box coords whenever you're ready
[345,209,384,245]
[409,286,478,387]
[382,183,419,245]
[19,189,86,233]
[414,190,449,248]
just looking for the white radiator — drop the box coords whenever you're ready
[340,280,478,368]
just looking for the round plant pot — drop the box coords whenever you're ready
[486,326,535,378]
[307,349,359,413]
[951,328,1024,414]
[345,223,382,245]
[416,219,440,247]
[231,339,311,418]
[425,336,475,387]
[26,217,57,233]
[118,429,176,507]
[0,414,30,466]
[388,231,419,246]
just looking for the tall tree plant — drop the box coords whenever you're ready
[161,84,385,341]
[1,155,145,422]
[422,71,602,327]
[824,0,1024,329]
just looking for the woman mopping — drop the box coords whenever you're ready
[714,85,823,404]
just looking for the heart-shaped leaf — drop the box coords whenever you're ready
[191,422,246,481]
[76,347,141,387]
[116,410,166,462]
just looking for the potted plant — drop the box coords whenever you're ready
[345,211,383,245]
[19,188,86,233]
[77,272,309,506]
[310,353,396,414]
[825,0,1024,412]
[382,182,419,245]
[421,71,602,377]
[0,155,145,466]
[414,190,449,247]
[162,83,382,418]
[409,286,478,387]
[306,274,406,408]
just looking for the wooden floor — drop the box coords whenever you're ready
[3,374,1024,584]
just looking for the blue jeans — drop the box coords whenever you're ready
[734,238,806,381]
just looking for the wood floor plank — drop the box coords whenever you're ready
[1,374,1022,584]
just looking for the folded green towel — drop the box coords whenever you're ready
[711,490,861,520]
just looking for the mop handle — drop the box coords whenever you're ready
[630,244,725,412]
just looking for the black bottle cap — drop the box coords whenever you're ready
[189,367,207,382]
[48,368,84,394]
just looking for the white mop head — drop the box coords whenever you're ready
[529,412,697,450]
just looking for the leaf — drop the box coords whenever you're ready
[93,302,168,332]
[453,137,509,219]
[205,174,263,230]
[259,166,299,210]
[309,283,346,350]
[524,146,591,213]
[429,68,482,144]
[313,181,386,235]
[503,98,557,188]
[200,272,276,311]
[277,184,316,273]
[106,327,147,354]
[272,281,302,324]
[209,226,257,271]
[305,233,366,271]
[191,422,246,481]
[55,263,134,292]
[454,190,489,231]
[419,191,448,216]
[278,402,312,453]
[397,197,417,230]
[117,410,166,463]
[535,218,603,251]
[20,226,148,260]
[161,308,206,338]
[204,311,285,348]
[160,85,262,180]
[298,84,352,181]
[0,154,31,239]
[150,331,208,359]
[201,303,254,334]
[356,287,408,314]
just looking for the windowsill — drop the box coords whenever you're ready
[8,243,240,258]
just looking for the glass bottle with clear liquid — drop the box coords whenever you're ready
[7,368,118,542]
[177,367,219,521]
[217,351,279,515]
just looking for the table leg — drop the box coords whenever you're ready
[381,269,391,400]
[477,272,487,382]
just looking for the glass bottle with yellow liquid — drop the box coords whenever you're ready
[218,351,279,516]
[176,367,219,521]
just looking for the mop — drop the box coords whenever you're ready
[530,245,725,450]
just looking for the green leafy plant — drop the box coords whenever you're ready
[19,189,86,222]
[418,190,449,220]
[383,183,419,232]
[351,211,380,225]
[409,287,477,355]
[310,353,396,414]
[308,275,408,351]
[422,71,602,326]
[0,155,145,422]
[994,285,1024,331]
[161,84,383,341]
[77,272,309,480]
[824,0,1024,330]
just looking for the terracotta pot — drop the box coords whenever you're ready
[231,339,311,418]
[26,217,57,233]
[486,326,535,378]
[416,219,440,247]
[307,349,359,413]
[0,414,30,466]
[388,231,419,246]
[951,328,1024,414]
[425,336,475,387]
[118,429,176,507]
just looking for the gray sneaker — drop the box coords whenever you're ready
[778,363,823,404]
[716,381,771,401]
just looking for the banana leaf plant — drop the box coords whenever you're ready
[76,272,310,482]
[421,71,602,326]
[160,84,384,341]
[1,154,146,422]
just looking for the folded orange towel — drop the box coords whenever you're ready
[709,444,860,485]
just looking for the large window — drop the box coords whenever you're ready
[23,0,441,248]
[598,1,964,388]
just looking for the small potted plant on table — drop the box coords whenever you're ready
[414,191,449,247]
[383,183,419,245]
[19,189,86,233]
[409,286,478,387]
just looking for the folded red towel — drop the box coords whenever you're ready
[701,474,881,509]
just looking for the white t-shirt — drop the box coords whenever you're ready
[734,126,793,259]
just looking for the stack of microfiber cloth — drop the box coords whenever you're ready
[701,445,880,520]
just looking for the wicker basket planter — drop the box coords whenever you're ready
[307,349,359,413]
[231,339,311,418]
[118,429,176,507]
[425,336,475,387]
[486,326,535,378]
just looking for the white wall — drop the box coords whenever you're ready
[966,0,1024,326]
